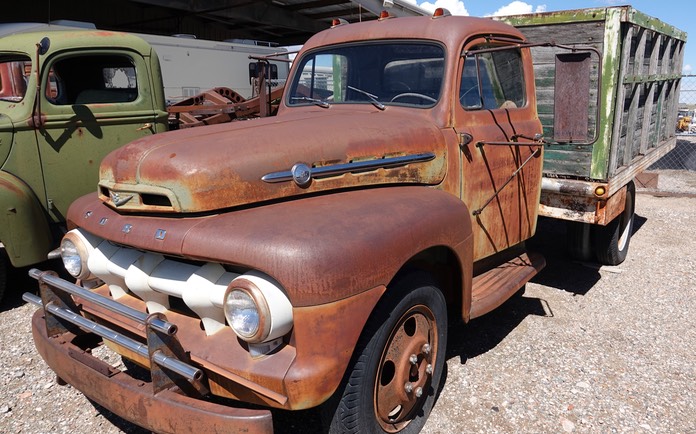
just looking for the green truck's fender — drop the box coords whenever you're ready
[0,171,53,267]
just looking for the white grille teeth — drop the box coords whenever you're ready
[69,229,243,336]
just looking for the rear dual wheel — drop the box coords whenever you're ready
[592,181,635,265]
[566,181,636,265]
[327,273,447,434]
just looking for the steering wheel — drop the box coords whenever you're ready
[390,92,437,103]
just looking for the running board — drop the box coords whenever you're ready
[469,251,545,319]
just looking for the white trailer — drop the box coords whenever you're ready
[0,21,289,102]
[134,33,288,102]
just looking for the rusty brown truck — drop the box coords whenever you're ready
[22,6,684,434]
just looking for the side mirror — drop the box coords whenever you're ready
[38,37,51,56]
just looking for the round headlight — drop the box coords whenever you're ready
[61,238,84,278]
[224,289,261,339]
[60,230,96,280]
[223,271,293,344]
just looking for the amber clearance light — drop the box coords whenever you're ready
[433,8,452,18]
[331,18,348,28]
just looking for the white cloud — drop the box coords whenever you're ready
[416,0,470,16]
[486,1,547,17]
[684,64,693,73]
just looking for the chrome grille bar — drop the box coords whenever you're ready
[28,268,177,336]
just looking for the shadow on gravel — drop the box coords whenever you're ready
[0,257,65,311]
[446,289,551,364]
[527,217,601,295]
[445,211,651,365]
[527,213,647,296]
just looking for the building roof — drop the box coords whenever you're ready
[2,0,429,45]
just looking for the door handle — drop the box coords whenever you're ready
[136,122,153,131]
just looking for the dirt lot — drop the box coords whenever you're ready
[1,191,695,434]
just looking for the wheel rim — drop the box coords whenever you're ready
[617,213,633,251]
[617,189,634,251]
[374,305,438,432]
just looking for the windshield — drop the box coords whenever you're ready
[287,42,444,108]
[0,55,31,102]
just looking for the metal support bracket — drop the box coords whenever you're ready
[38,271,82,337]
[146,312,209,396]
[473,146,542,216]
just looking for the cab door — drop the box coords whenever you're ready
[36,50,165,223]
[453,39,543,260]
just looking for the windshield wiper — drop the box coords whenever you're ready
[290,96,330,108]
[348,86,385,111]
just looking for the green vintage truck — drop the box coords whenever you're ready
[0,29,169,301]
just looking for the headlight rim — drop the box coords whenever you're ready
[224,278,271,343]
[60,231,92,280]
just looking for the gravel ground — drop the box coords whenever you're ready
[1,192,695,434]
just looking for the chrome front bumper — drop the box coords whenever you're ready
[24,269,273,434]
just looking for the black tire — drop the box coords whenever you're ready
[592,181,636,265]
[566,221,593,261]
[327,273,447,434]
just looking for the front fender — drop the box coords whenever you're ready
[185,186,473,306]
[0,171,53,267]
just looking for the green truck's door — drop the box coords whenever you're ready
[36,50,160,222]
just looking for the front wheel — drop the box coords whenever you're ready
[327,273,447,434]
[592,181,636,265]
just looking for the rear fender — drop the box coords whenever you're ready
[0,172,53,267]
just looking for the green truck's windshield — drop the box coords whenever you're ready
[0,56,31,102]
[288,42,444,108]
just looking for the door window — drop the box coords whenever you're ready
[460,48,525,110]
[0,55,31,102]
[47,54,137,105]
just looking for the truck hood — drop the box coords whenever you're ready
[99,109,447,213]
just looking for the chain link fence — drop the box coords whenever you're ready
[640,74,696,195]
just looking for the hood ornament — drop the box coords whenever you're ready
[110,191,134,207]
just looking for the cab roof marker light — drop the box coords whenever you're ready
[331,18,348,28]
[433,8,452,18]
[379,11,392,20]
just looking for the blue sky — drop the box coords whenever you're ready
[408,0,693,73]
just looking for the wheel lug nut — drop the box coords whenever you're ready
[409,354,418,365]
[422,343,431,355]
[415,387,423,398]
[426,364,433,375]
[404,382,413,393]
